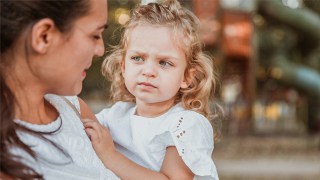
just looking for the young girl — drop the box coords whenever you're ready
[0,0,119,179]
[85,0,219,179]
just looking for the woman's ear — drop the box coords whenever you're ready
[30,18,55,54]
[181,68,196,89]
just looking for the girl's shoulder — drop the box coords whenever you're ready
[98,101,135,115]
[96,101,135,125]
[165,107,213,135]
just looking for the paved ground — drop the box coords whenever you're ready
[213,135,320,180]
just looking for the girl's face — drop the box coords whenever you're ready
[122,25,189,110]
[35,0,108,96]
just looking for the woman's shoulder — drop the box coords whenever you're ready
[44,94,80,112]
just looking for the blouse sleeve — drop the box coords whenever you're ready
[149,111,219,180]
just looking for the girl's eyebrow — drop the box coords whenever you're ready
[156,55,179,60]
[127,50,180,61]
[127,50,145,55]
[127,50,147,58]
[154,53,182,62]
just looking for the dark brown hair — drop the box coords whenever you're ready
[0,0,90,178]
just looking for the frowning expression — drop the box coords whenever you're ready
[122,25,189,107]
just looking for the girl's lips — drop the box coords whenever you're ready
[138,82,157,88]
[82,71,86,77]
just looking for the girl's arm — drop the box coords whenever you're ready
[160,146,194,179]
[83,120,194,180]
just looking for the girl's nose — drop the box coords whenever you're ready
[142,61,157,78]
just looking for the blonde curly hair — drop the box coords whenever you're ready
[102,0,219,121]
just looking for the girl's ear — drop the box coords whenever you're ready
[121,60,125,76]
[30,18,55,54]
[181,68,196,89]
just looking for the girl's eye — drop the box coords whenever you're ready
[159,60,173,68]
[131,56,143,62]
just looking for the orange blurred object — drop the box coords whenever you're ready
[222,12,253,58]
[193,0,221,46]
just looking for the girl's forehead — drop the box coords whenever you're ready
[123,24,188,59]
[125,24,188,48]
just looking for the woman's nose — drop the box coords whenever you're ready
[95,39,105,57]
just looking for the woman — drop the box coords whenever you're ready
[0,0,118,179]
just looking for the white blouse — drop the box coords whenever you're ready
[96,101,219,180]
[13,94,119,180]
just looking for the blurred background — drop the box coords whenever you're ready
[80,0,320,179]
